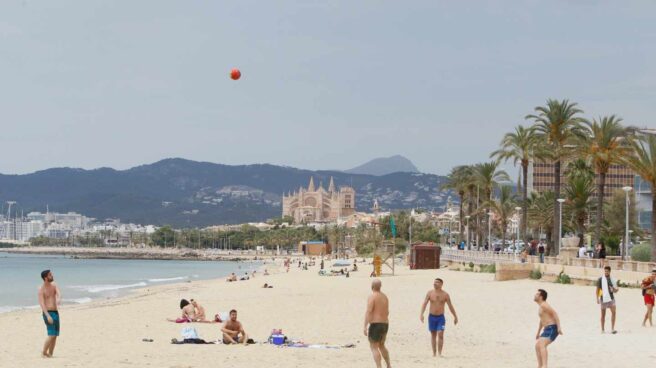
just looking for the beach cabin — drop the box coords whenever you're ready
[298,240,330,256]
[410,243,441,269]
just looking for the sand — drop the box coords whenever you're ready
[0,260,654,368]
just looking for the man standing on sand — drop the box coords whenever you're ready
[221,309,249,345]
[596,266,619,334]
[364,279,391,368]
[641,269,656,327]
[534,289,562,368]
[38,269,61,358]
[419,278,458,357]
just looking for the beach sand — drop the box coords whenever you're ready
[0,260,654,368]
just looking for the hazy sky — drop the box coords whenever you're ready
[1,1,655,175]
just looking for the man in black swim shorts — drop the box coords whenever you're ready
[364,279,391,368]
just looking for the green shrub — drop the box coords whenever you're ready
[468,262,475,269]
[479,264,496,273]
[555,271,571,284]
[631,243,651,262]
[529,269,542,280]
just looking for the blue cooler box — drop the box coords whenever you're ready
[271,334,285,345]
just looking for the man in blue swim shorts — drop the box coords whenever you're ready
[38,269,61,358]
[419,278,458,357]
[534,289,562,368]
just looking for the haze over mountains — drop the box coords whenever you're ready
[0,157,449,227]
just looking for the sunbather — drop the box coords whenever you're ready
[221,309,249,345]
[167,299,196,323]
[190,299,206,321]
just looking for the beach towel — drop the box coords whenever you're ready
[599,276,615,303]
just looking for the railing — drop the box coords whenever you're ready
[440,248,519,265]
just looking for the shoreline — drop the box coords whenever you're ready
[0,246,287,262]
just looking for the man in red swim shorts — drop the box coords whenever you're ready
[642,269,656,327]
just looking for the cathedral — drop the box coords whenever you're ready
[282,177,355,223]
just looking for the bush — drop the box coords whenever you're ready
[529,269,542,280]
[631,243,651,262]
[479,264,496,273]
[468,262,475,269]
[555,271,571,284]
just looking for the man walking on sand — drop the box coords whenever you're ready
[597,266,619,334]
[38,269,61,358]
[419,278,458,357]
[364,279,391,368]
[534,289,562,368]
[641,269,656,327]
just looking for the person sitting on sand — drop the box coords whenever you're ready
[240,273,250,281]
[222,309,249,345]
[264,269,270,276]
[190,299,206,321]
[168,299,196,323]
[263,283,273,288]
[353,263,358,272]
[227,273,237,282]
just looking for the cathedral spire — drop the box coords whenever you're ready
[328,176,335,193]
[308,177,315,192]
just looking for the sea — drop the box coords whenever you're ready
[0,252,260,314]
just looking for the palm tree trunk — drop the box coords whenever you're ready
[652,189,656,262]
[468,188,475,250]
[459,193,464,244]
[595,172,606,245]
[553,160,561,255]
[522,161,528,245]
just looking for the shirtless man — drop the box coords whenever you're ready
[221,309,249,345]
[641,269,656,327]
[38,269,61,358]
[419,278,458,357]
[190,299,206,321]
[364,279,391,368]
[534,289,562,368]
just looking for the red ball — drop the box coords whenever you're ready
[230,68,241,80]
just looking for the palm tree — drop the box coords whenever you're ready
[490,125,537,247]
[576,115,633,245]
[624,133,656,261]
[474,162,510,248]
[527,191,555,254]
[487,185,517,248]
[564,173,595,247]
[526,99,585,254]
[441,166,470,243]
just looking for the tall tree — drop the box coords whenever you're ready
[441,166,470,244]
[576,115,633,245]
[624,133,656,261]
[527,191,555,254]
[490,124,537,247]
[474,162,510,248]
[526,99,585,254]
[487,185,517,249]
[563,172,595,247]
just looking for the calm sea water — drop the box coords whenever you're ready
[0,252,260,313]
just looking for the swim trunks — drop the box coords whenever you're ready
[600,300,616,309]
[644,294,655,306]
[42,310,60,337]
[428,314,446,332]
[223,335,241,344]
[540,324,558,342]
[368,323,389,342]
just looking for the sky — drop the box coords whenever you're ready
[1,1,655,176]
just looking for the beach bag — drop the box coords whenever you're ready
[181,327,199,340]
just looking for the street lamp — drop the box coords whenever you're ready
[556,199,566,252]
[622,186,633,261]
[465,215,471,250]
[487,212,492,252]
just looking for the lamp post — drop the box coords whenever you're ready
[465,215,470,251]
[556,199,565,253]
[622,186,633,261]
[515,206,522,251]
[487,212,492,252]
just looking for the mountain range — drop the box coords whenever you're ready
[344,155,419,176]
[0,158,450,227]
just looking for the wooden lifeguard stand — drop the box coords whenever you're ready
[373,240,396,276]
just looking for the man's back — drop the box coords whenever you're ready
[369,291,389,323]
